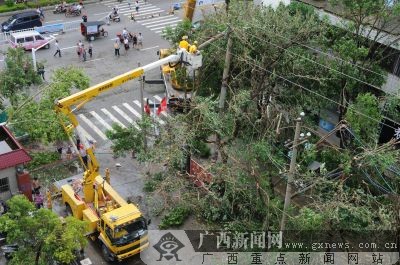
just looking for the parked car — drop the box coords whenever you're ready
[1,11,42,32]
[9,31,51,50]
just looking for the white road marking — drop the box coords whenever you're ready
[146,19,181,28]
[60,45,78,50]
[45,19,63,24]
[101,108,126,128]
[118,4,156,11]
[122,8,163,16]
[79,114,107,140]
[90,111,113,131]
[141,17,180,25]
[140,45,159,51]
[137,14,174,22]
[150,23,179,31]
[85,58,105,62]
[134,100,168,121]
[123,103,141,119]
[76,125,95,143]
[112,105,140,130]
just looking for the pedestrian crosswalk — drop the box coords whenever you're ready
[101,0,182,35]
[77,95,169,145]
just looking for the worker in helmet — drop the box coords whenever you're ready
[189,41,198,54]
[179,35,190,51]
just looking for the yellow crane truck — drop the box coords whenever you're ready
[54,48,202,262]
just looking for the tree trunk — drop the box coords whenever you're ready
[35,244,42,265]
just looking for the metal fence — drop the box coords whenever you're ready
[0,21,81,45]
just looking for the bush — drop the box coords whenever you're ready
[143,172,165,192]
[4,0,14,7]
[159,206,190,229]
[0,3,25,13]
[192,140,211,158]
[27,151,60,170]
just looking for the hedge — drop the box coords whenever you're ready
[0,0,78,14]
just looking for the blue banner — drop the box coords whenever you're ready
[35,23,64,34]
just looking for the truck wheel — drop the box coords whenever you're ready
[102,244,115,262]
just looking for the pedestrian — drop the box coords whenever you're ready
[137,32,143,50]
[37,63,45,80]
[34,191,44,209]
[135,0,139,13]
[114,40,120,56]
[37,6,44,19]
[82,45,87,61]
[76,41,81,59]
[66,145,72,160]
[79,144,88,167]
[127,0,132,9]
[88,41,93,58]
[54,40,61,57]
[132,33,137,49]
[130,12,136,21]
[32,177,41,194]
[144,98,151,115]
[122,27,128,39]
[124,38,129,54]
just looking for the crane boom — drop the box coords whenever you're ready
[54,53,180,203]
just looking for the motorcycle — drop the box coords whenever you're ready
[108,9,121,23]
[65,4,82,17]
[53,4,69,14]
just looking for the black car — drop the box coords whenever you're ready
[1,11,42,32]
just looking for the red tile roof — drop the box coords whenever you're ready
[0,126,31,170]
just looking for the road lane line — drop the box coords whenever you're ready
[60,45,78,50]
[123,103,141,119]
[150,23,179,31]
[141,17,180,25]
[140,45,159,51]
[112,106,140,130]
[79,114,107,140]
[90,111,113,131]
[137,14,174,22]
[147,20,181,29]
[101,108,126,128]
[85,58,105,62]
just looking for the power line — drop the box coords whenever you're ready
[231,25,400,98]
[202,37,400,132]
[249,23,389,80]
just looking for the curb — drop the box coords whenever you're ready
[0,0,99,18]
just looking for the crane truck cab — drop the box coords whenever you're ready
[61,175,149,262]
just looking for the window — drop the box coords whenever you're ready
[25,36,34,42]
[35,35,44,41]
[0,177,9,193]
[17,38,25,44]
[23,16,31,22]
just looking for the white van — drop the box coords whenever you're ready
[9,31,51,50]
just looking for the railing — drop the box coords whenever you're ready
[0,20,82,45]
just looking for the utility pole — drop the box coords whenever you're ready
[138,62,147,150]
[213,29,232,162]
[280,113,303,231]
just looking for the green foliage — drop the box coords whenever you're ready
[4,0,14,7]
[7,67,89,143]
[0,48,42,107]
[106,116,153,161]
[0,0,77,13]
[162,19,193,45]
[27,151,59,170]
[159,205,191,229]
[289,207,324,230]
[143,172,165,192]
[346,93,382,145]
[0,195,87,265]
[191,139,211,158]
